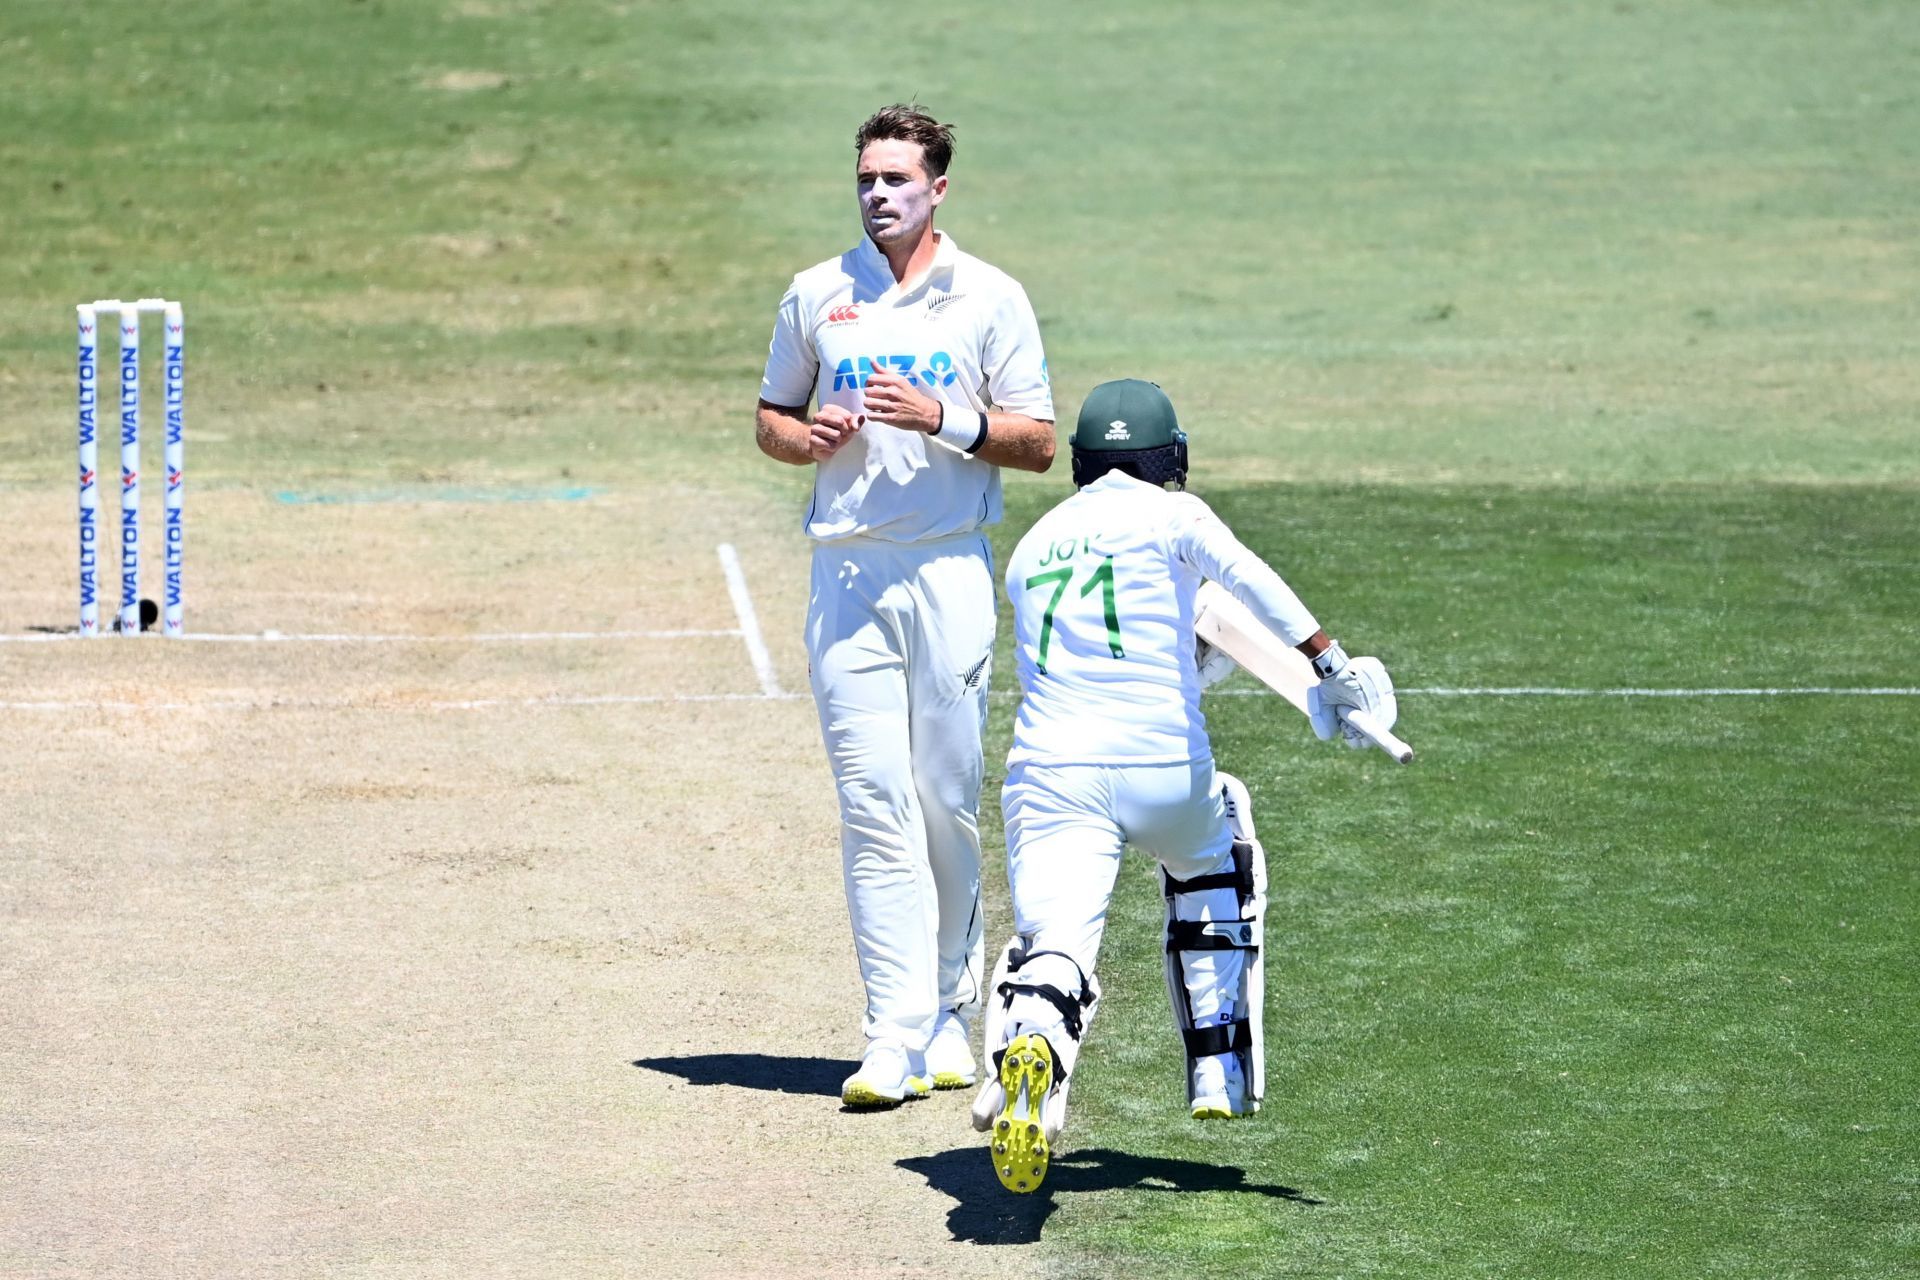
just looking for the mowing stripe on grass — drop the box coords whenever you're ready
[273,486,605,504]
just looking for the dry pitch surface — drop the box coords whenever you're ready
[2,487,1035,1277]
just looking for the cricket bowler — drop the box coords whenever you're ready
[754,104,1057,1106]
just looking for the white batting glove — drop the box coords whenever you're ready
[1307,644,1397,749]
[1195,636,1238,688]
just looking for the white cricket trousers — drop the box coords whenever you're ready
[807,532,994,1051]
[1000,757,1244,1067]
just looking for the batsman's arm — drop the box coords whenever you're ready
[1292,627,1333,661]
[1193,583,1414,765]
[1172,499,1323,648]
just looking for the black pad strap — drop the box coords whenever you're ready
[1182,1018,1251,1059]
[1163,869,1242,895]
[1163,839,1256,899]
[1166,918,1257,952]
[1006,950,1093,1001]
[996,950,1095,1043]
[1023,983,1089,1042]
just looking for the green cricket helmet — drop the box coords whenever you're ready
[1069,379,1189,489]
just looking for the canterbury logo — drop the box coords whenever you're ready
[826,305,861,324]
[962,655,990,689]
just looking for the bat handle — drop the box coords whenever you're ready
[1344,708,1414,765]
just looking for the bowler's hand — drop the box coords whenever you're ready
[862,369,941,433]
[809,405,864,461]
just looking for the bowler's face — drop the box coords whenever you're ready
[857,139,945,248]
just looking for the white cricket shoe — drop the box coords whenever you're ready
[841,1041,930,1108]
[1190,1051,1248,1120]
[925,1010,977,1089]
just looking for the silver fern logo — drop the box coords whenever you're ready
[927,292,966,316]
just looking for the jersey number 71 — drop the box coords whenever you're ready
[1024,557,1123,675]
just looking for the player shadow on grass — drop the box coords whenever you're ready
[898,1144,1321,1245]
[631,1053,847,1097]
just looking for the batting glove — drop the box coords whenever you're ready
[1195,636,1238,689]
[1307,644,1398,749]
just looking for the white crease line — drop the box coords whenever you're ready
[434,691,808,710]
[716,542,782,699]
[0,692,812,712]
[4,687,1916,714]
[0,629,739,644]
[1394,687,1920,697]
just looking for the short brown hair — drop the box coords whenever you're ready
[854,104,955,179]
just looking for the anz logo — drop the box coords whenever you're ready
[831,352,959,392]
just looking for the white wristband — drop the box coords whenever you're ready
[931,402,989,453]
[1310,640,1350,680]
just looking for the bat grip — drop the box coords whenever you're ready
[1344,708,1415,765]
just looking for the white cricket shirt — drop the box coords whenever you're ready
[761,231,1053,543]
[1005,472,1321,766]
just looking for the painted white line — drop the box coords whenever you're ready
[6,686,1917,715]
[1397,687,1920,697]
[716,542,782,699]
[0,629,740,644]
[1180,686,1920,698]
[0,691,812,713]
[434,691,808,710]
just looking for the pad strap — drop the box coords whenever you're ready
[1182,1018,1251,1059]
[1162,839,1257,899]
[1166,919,1257,952]
[997,948,1095,1041]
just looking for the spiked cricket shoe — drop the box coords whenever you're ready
[989,1034,1055,1194]
[1189,1051,1247,1119]
[924,1011,977,1089]
[841,1042,930,1108]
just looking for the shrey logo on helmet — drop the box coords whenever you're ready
[1070,380,1189,491]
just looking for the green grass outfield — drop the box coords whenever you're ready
[5,0,1918,1274]
[970,483,1919,1276]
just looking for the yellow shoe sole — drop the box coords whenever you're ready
[842,1074,930,1108]
[1191,1102,1234,1120]
[930,1069,976,1090]
[990,1034,1053,1194]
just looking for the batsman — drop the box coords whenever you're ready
[973,379,1400,1193]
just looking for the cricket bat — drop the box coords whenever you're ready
[1193,581,1414,765]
